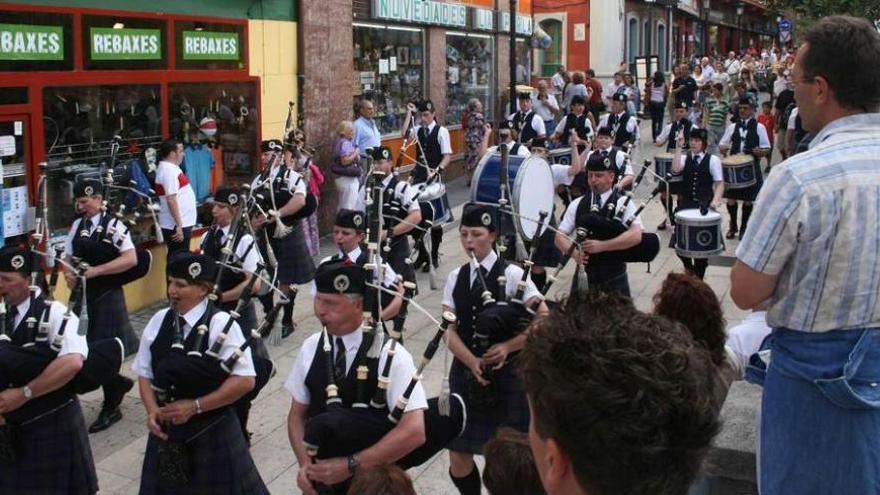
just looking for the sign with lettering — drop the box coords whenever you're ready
[0,23,63,61]
[90,27,161,60]
[182,31,239,60]
[373,0,467,28]
[473,8,494,31]
[501,12,533,35]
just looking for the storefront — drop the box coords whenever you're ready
[0,1,298,310]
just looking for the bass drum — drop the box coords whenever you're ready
[470,153,555,242]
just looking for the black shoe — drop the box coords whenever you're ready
[108,376,135,410]
[421,263,431,273]
[725,228,738,240]
[89,407,123,433]
[281,324,294,338]
[432,255,440,269]
[764,166,771,173]
[657,221,667,231]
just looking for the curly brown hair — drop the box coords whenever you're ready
[483,427,546,495]
[652,272,727,366]
[346,464,415,495]
[520,291,719,495]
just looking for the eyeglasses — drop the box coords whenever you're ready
[790,76,816,86]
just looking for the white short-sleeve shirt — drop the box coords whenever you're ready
[719,119,771,150]
[199,229,262,275]
[441,250,541,310]
[155,160,197,229]
[10,291,87,359]
[285,328,428,414]
[558,191,642,235]
[65,212,135,258]
[679,152,724,182]
[409,122,453,155]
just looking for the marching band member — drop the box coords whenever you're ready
[402,100,451,271]
[442,203,548,495]
[719,96,771,240]
[252,139,316,339]
[654,100,698,229]
[63,177,135,433]
[598,93,640,152]
[508,92,547,147]
[478,121,531,159]
[132,253,267,494]
[577,126,635,190]
[314,208,403,321]
[551,95,595,152]
[555,153,643,297]
[0,245,97,494]
[286,260,428,495]
[670,128,725,279]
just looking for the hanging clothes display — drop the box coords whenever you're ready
[182,143,214,202]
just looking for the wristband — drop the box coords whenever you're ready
[194,398,203,415]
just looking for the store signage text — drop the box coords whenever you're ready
[501,12,533,35]
[90,27,161,60]
[373,0,467,28]
[0,23,63,61]
[182,31,239,60]
[473,9,494,31]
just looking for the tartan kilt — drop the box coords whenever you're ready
[269,226,315,285]
[447,355,530,454]
[87,287,139,356]
[139,408,268,495]
[0,399,98,495]
[723,159,764,202]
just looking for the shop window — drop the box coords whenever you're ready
[82,15,168,71]
[0,11,73,72]
[515,39,532,84]
[446,33,494,127]
[174,21,246,71]
[628,18,638,73]
[538,19,563,77]
[0,87,27,106]
[42,84,162,244]
[353,24,425,136]
[168,81,258,192]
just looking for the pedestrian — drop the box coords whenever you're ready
[757,101,777,172]
[155,139,197,263]
[562,71,588,117]
[671,63,698,108]
[532,81,559,137]
[773,79,795,160]
[731,17,880,495]
[604,71,624,108]
[646,70,668,140]
[483,428,546,495]
[353,99,382,160]
[585,69,605,120]
[621,72,640,115]
[550,65,566,96]
[331,120,361,212]
[724,51,741,85]
[463,98,486,187]
[701,56,716,81]
[704,83,730,155]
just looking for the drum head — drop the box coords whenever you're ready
[674,208,722,224]
[511,157,555,241]
[655,152,674,160]
[723,154,754,166]
[420,181,446,201]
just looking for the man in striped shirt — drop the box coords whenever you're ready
[730,16,880,495]
[703,83,729,155]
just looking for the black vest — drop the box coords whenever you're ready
[200,227,248,297]
[665,120,694,152]
[559,113,592,144]
[730,118,759,154]
[72,214,122,299]
[679,153,715,209]
[9,296,49,346]
[608,112,633,147]
[450,259,505,349]
[592,148,624,180]
[303,331,380,418]
[513,111,538,144]
[149,306,214,377]
[573,192,627,278]
[415,124,443,183]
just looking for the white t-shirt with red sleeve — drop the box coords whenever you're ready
[155,160,197,229]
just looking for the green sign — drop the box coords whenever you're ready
[182,31,239,60]
[90,27,161,60]
[0,23,64,61]
[373,0,467,28]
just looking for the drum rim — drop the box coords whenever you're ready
[674,208,722,223]
[512,156,555,242]
[654,153,675,160]
[675,248,723,259]
[420,181,447,201]
[722,154,755,166]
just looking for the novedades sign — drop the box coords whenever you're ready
[0,23,63,61]
[373,0,467,28]
[90,27,161,60]
[182,31,239,60]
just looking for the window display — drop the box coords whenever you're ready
[446,32,494,127]
[353,24,425,135]
[42,84,162,244]
[515,39,532,84]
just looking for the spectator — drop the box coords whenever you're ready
[621,72,640,115]
[347,464,416,495]
[483,427,546,495]
[731,16,880,495]
[704,83,730,155]
[671,64,698,108]
[533,80,560,136]
[155,139,196,262]
[645,71,667,140]
[585,69,605,118]
[604,71,624,107]
[353,99,382,160]
[689,100,703,127]
[700,56,716,81]
[773,80,795,160]
[521,292,719,495]
[757,101,777,172]
[331,120,361,211]
[725,304,772,378]
[463,98,486,187]
[724,51,741,84]
[550,65,567,96]
[562,71,589,116]
[711,60,730,95]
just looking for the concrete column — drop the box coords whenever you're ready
[495,33,511,122]
[426,27,448,123]
[300,0,354,230]
[590,0,625,84]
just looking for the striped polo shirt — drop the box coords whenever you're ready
[736,113,880,332]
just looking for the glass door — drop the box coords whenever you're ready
[0,116,31,247]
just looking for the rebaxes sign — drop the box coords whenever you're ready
[373,0,467,28]
[0,23,63,61]
[182,31,239,60]
[90,27,161,60]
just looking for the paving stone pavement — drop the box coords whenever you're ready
[85,116,777,493]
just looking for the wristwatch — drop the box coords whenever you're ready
[347,454,359,475]
[22,385,33,400]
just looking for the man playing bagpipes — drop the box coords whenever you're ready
[63,177,141,433]
[313,209,403,321]
[556,152,644,297]
[131,253,268,494]
[442,203,549,495]
[0,245,98,494]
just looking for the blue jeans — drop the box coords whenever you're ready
[748,328,880,495]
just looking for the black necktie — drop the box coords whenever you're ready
[334,337,346,382]
[5,305,17,332]
[472,265,488,290]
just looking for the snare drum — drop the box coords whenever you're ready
[722,154,757,190]
[417,182,453,226]
[654,152,683,194]
[548,147,572,166]
[471,153,555,242]
[674,209,723,259]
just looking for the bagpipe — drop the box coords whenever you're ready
[302,173,464,477]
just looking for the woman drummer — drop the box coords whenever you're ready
[670,128,724,279]
[132,253,267,494]
[441,203,548,495]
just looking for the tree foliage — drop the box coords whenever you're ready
[765,0,880,28]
